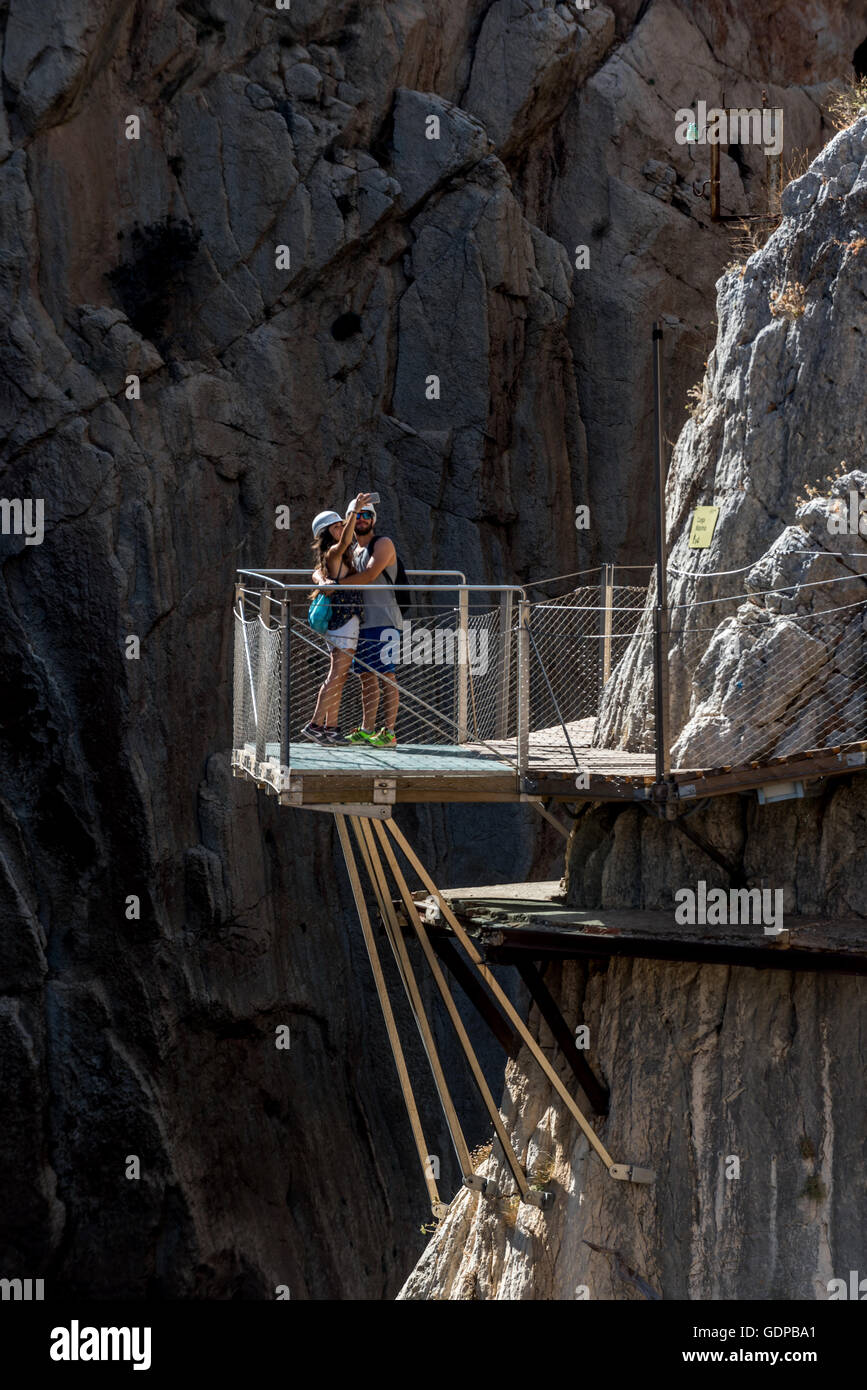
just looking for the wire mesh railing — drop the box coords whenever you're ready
[233,552,867,786]
[232,570,649,778]
[667,590,867,770]
[527,578,649,741]
[232,598,285,761]
[596,552,867,772]
[284,600,509,750]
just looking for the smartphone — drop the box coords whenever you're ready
[367,492,380,505]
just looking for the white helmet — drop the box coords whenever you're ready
[312,509,342,538]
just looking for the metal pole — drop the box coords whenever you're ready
[600,562,614,693]
[516,599,531,780]
[652,322,671,782]
[371,821,529,1198]
[255,588,271,765]
[280,595,291,770]
[766,97,783,218]
[456,586,469,743]
[383,821,638,1179]
[495,591,513,738]
[353,818,477,1185]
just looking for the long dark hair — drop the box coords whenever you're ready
[310,521,355,594]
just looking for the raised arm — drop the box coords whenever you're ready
[325,511,357,569]
[321,493,373,580]
[340,535,396,585]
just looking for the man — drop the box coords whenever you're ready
[334,498,401,745]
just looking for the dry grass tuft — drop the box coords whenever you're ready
[686,380,711,419]
[795,459,853,509]
[782,146,812,189]
[529,1150,556,1189]
[826,78,867,132]
[769,280,807,320]
[727,215,780,269]
[470,1141,492,1171]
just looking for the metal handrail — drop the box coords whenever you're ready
[236,572,522,597]
[240,567,469,584]
[234,577,530,774]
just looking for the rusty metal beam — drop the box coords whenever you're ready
[516,962,610,1115]
[429,934,521,1059]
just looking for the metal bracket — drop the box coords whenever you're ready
[296,803,392,818]
[463,1174,498,1198]
[522,1188,555,1210]
[519,775,538,795]
[373,778,396,804]
[609,1163,655,1184]
[650,778,679,820]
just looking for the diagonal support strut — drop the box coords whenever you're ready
[383,819,654,1186]
[351,816,489,1196]
[371,819,535,1204]
[335,814,447,1219]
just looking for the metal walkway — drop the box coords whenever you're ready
[232,542,867,814]
[413,882,867,976]
[229,322,867,1221]
[229,559,867,1215]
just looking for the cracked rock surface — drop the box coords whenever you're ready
[401,120,867,1302]
[1,0,865,1296]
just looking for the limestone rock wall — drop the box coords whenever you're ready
[401,110,867,1302]
[399,954,866,1300]
[2,0,865,1296]
[598,115,867,758]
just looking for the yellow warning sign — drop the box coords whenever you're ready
[688,505,720,549]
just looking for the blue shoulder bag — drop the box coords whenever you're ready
[308,590,332,633]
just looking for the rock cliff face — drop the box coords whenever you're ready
[1,1,865,1297]
[400,955,866,1300]
[400,116,867,1301]
[598,114,867,763]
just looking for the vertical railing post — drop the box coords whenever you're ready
[517,598,530,781]
[599,562,614,696]
[766,96,783,218]
[280,592,291,771]
[710,138,720,222]
[652,323,671,782]
[495,591,513,738]
[456,586,469,743]
[255,588,271,766]
[233,582,242,755]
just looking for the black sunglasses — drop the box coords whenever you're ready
[357,510,375,520]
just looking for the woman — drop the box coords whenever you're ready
[300,495,372,744]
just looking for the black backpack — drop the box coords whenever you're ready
[366,537,412,617]
[389,552,412,618]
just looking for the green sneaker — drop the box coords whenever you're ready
[368,727,397,747]
[347,727,376,743]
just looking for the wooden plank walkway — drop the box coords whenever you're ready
[232,729,867,807]
[410,882,867,975]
